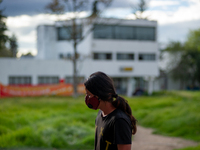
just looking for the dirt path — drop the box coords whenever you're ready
[131,126,199,150]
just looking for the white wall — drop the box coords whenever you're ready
[55,25,93,55]
[37,19,158,59]
[92,40,158,53]
[0,58,72,85]
[81,60,159,77]
[37,25,57,59]
[0,57,159,84]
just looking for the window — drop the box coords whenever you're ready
[139,53,156,61]
[38,76,59,84]
[136,27,155,41]
[93,24,156,41]
[117,53,134,60]
[57,26,82,40]
[115,26,136,39]
[93,53,112,60]
[65,76,85,84]
[9,76,32,85]
[93,25,114,39]
[59,53,72,59]
[59,53,64,59]
[65,77,73,84]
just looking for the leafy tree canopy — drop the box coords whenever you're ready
[163,28,200,89]
[0,0,18,57]
[185,28,200,52]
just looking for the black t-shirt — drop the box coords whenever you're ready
[95,109,132,150]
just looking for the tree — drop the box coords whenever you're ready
[164,28,200,89]
[132,0,149,19]
[184,28,200,86]
[9,34,18,57]
[20,52,34,58]
[45,0,112,97]
[0,0,11,57]
[185,28,200,51]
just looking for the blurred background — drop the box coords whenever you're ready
[0,0,200,96]
[0,0,200,150]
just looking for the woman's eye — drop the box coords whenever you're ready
[86,94,90,97]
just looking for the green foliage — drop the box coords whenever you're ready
[9,34,18,57]
[127,91,200,150]
[184,28,200,84]
[0,0,9,56]
[164,28,200,88]
[0,92,200,149]
[185,28,200,51]
[0,96,97,149]
[0,0,16,57]
[163,41,185,52]
[0,127,45,147]
[177,144,200,150]
[128,91,200,141]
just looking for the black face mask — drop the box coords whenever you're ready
[85,95,100,110]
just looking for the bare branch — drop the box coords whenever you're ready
[45,0,113,97]
[131,0,149,19]
[45,0,65,14]
[63,0,72,12]
[75,0,89,12]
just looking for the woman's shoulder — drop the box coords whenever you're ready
[114,109,132,126]
[112,109,129,119]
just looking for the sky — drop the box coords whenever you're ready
[0,0,200,57]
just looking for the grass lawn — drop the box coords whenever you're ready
[0,96,97,149]
[0,91,200,150]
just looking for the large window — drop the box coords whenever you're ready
[57,26,82,40]
[93,53,112,60]
[139,53,156,61]
[117,53,134,60]
[9,76,32,85]
[136,27,155,40]
[93,25,114,39]
[38,76,59,84]
[65,76,85,84]
[115,26,136,39]
[93,25,156,41]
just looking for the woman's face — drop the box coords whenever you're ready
[85,88,101,110]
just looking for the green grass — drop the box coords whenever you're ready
[128,91,200,141]
[0,96,98,149]
[127,91,200,150]
[0,91,200,150]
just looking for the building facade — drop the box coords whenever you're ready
[0,18,160,96]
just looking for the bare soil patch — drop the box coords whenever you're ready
[131,126,199,150]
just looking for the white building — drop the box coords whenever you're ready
[0,18,160,96]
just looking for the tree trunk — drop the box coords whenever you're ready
[72,18,78,98]
[73,41,78,97]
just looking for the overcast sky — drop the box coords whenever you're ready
[1,0,200,57]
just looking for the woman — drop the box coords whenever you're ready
[84,71,137,150]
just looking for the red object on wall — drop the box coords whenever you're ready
[59,79,65,84]
[0,83,85,97]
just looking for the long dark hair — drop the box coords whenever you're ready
[84,71,137,134]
